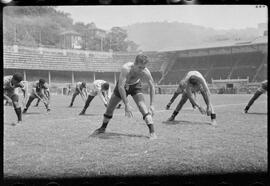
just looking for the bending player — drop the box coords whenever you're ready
[79,79,118,115]
[4,73,26,124]
[34,87,50,107]
[167,71,217,125]
[23,79,50,113]
[166,84,197,110]
[244,80,267,113]
[91,54,157,140]
[69,81,87,107]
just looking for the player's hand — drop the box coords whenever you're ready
[125,104,133,118]
[149,105,155,116]
[198,106,206,115]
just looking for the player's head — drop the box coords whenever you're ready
[101,82,110,91]
[189,77,198,85]
[134,54,149,71]
[82,82,86,88]
[39,79,46,85]
[12,73,23,85]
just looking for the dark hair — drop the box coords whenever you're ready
[102,82,109,90]
[135,54,149,65]
[82,82,86,87]
[39,79,46,85]
[12,73,23,82]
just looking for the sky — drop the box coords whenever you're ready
[56,5,268,31]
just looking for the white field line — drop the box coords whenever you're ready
[43,101,266,122]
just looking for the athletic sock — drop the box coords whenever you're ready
[147,124,155,134]
[101,121,108,129]
[15,108,22,121]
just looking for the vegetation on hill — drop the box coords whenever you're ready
[3,6,139,52]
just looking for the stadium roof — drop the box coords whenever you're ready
[158,36,268,52]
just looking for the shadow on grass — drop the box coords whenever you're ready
[89,132,148,139]
[162,120,211,125]
[5,122,17,126]
[22,112,41,115]
[246,112,267,115]
[79,113,99,116]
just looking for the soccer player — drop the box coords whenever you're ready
[167,71,217,125]
[92,54,157,140]
[166,84,197,110]
[244,80,267,113]
[79,80,112,115]
[68,82,87,107]
[34,88,50,107]
[4,73,26,124]
[22,79,50,113]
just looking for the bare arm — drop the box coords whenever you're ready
[118,67,129,106]
[143,68,155,106]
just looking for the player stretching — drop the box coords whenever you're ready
[167,71,217,125]
[68,82,87,107]
[244,80,267,113]
[23,79,50,113]
[92,54,157,140]
[34,87,50,107]
[4,74,26,124]
[166,84,197,110]
[79,80,111,115]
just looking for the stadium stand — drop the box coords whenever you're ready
[4,38,267,94]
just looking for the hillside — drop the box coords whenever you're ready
[125,22,261,51]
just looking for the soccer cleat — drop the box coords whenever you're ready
[79,110,85,115]
[166,104,170,110]
[22,108,27,114]
[91,128,106,136]
[167,115,175,121]
[47,109,51,112]
[17,120,22,125]
[149,132,157,140]
[211,119,217,126]
[244,107,249,113]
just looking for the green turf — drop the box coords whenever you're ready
[4,94,267,178]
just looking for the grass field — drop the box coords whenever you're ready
[3,94,267,179]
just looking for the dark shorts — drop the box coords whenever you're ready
[4,90,19,102]
[114,81,143,98]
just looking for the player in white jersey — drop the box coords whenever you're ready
[91,54,157,140]
[244,80,268,113]
[23,79,50,113]
[79,80,111,115]
[167,71,217,125]
[4,73,26,124]
[68,82,87,107]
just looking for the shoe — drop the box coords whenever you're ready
[244,107,249,113]
[47,109,51,112]
[167,115,175,121]
[166,105,170,110]
[22,108,27,114]
[17,120,22,125]
[149,132,157,140]
[211,119,217,126]
[79,110,85,115]
[91,128,105,136]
